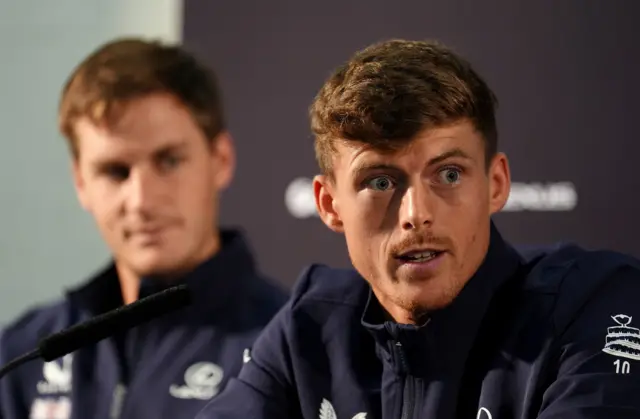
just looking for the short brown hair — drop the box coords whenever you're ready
[310,39,499,175]
[59,38,225,157]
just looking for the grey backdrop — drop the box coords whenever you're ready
[0,0,183,323]
[183,0,640,287]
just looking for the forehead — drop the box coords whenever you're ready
[333,120,485,173]
[73,93,203,160]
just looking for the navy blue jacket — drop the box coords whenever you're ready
[0,230,288,419]
[197,224,640,418]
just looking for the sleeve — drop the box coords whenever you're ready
[0,326,22,419]
[537,264,640,418]
[0,306,54,419]
[195,301,298,419]
[0,325,33,419]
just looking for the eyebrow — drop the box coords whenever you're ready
[351,147,473,178]
[153,142,189,158]
[91,141,190,168]
[427,148,473,166]
[351,163,400,180]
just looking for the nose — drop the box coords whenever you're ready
[399,182,434,230]
[125,167,160,215]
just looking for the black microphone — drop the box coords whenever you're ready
[0,284,192,379]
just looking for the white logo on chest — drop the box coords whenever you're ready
[318,398,367,419]
[37,355,72,395]
[477,407,493,419]
[242,348,252,364]
[602,314,640,363]
[169,362,224,400]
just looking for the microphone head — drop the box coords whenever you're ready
[38,284,192,361]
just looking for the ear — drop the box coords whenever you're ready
[210,131,236,190]
[313,175,344,233]
[72,160,91,211]
[488,152,511,214]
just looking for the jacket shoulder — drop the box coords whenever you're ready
[0,299,71,362]
[246,273,290,316]
[289,264,368,310]
[523,244,640,334]
[524,244,640,290]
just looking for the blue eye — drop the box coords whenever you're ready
[438,167,462,185]
[160,155,182,170]
[366,176,395,191]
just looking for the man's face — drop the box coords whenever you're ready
[314,119,510,323]
[72,93,234,278]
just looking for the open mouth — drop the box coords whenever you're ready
[396,250,444,263]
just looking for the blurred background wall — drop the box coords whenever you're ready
[0,0,183,322]
[1,0,639,323]
[183,0,640,287]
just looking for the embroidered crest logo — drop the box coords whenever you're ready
[169,362,224,400]
[37,355,72,395]
[242,348,252,364]
[318,398,367,419]
[602,314,640,361]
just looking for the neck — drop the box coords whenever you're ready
[116,232,221,305]
[118,270,140,305]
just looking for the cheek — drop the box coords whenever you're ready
[177,170,217,222]
[341,198,389,273]
[444,181,490,218]
[350,193,392,226]
[450,196,491,271]
[86,200,124,250]
[192,175,217,209]
[439,183,490,251]
[339,194,387,243]
[343,227,379,280]
[84,185,120,225]
[93,200,122,231]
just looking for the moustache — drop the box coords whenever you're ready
[122,216,181,235]
[389,233,450,256]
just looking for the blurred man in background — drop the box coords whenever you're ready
[197,39,640,418]
[0,38,287,419]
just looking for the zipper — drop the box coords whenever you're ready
[110,318,147,418]
[109,383,127,419]
[394,341,415,419]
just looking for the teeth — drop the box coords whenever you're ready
[405,251,437,261]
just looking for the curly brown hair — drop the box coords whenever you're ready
[310,39,499,176]
[58,38,225,158]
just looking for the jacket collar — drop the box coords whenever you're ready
[67,229,259,319]
[361,221,524,377]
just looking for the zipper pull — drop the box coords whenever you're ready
[110,383,127,419]
[394,341,410,375]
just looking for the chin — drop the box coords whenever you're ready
[397,278,461,312]
[129,250,186,278]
